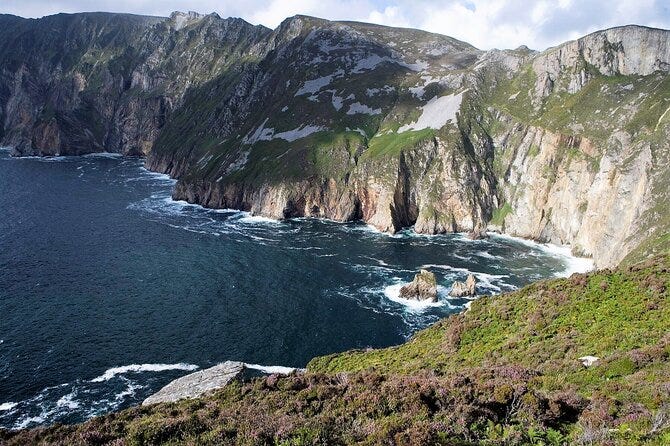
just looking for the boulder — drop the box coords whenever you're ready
[578,355,599,367]
[143,361,244,405]
[449,274,477,297]
[399,270,438,302]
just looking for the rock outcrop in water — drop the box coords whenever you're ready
[0,12,668,268]
[449,274,477,297]
[399,270,438,302]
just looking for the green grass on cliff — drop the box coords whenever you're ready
[489,203,513,227]
[3,255,669,445]
[363,128,436,159]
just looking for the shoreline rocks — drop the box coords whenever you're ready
[399,270,438,302]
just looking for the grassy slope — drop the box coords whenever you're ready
[2,255,668,445]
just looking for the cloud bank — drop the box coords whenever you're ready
[2,0,669,50]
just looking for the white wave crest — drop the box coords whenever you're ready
[245,364,299,374]
[91,363,199,383]
[0,402,17,411]
[383,283,450,311]
[237,214,283,225]
[488,233,594,276]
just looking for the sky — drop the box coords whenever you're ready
[2,0,669,51]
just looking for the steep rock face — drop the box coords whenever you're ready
[479,26,670,267]
[490,118,654,266]
[0,12,271,156]
[1,14,668,267]
[532,25,670,100]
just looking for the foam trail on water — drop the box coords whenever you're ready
[91,363,199,383]
[83,152,123,159]
[138,167,177,183]
[56,393,79,410]
[0,402,17,411]
[475,250,501,260]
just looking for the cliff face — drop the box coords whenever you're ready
[0,12,271,156]
[1,14,668,268]
[480,26,670,267]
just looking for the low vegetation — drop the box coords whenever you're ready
[2,254,668,445]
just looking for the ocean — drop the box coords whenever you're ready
[0,149,591,429]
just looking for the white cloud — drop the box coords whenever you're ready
[1,0,669,50]
[366,6,411,28]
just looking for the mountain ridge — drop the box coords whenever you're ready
[0,12,668,268]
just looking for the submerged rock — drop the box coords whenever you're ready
[143,361,245,405]
[449,274,477,297]
[468,229,489,240]
[399,270,438,302]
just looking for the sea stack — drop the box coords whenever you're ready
[449,274,477,297]
[399,270,438,302]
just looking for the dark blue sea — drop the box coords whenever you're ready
[0,149,591,429]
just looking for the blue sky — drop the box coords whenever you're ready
[2,0,669,50]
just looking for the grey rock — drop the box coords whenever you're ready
[143,361,244,406]
[449,274,477,297]
[399,270,438,302]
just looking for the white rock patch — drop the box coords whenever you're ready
[331,93,344,111]
[409,85,426,99]
[346,127,367,137]
[579,356,599,367]
[273,125,325,142]
[295,70,344,96]
[367,86,395,96]
[244,118,325,144]
[351,54,426,74]
[243,118,273,144]
[398,90,467,133]
[346,102,381,115]
[352,54,389,73]
[224,151,249,174]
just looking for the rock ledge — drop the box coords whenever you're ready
[143,361,245,405]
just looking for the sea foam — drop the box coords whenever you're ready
[245,364,299,374]
[488,233,594,276]
[383,283,451,311]
[91,363,199,383]
[0,402,17,411]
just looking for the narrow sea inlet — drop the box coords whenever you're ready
[0,150,590,429]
